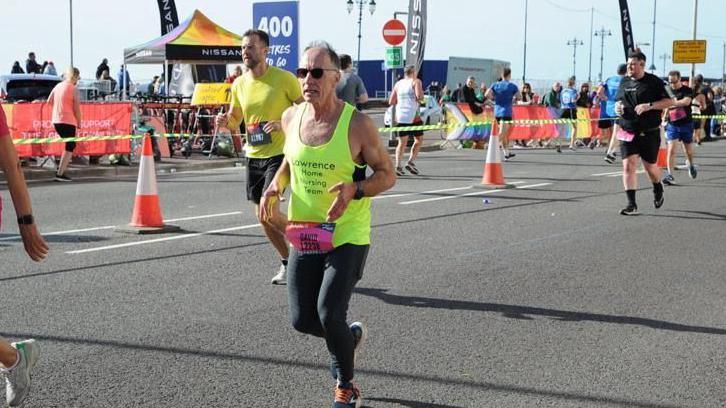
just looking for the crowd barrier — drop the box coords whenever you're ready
[1,102,133,157]
[442,103,603,141]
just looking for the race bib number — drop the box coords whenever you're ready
[668,107,687,122]
[285,222,336,254]
[616,128,635,142]
[246,122,272,146]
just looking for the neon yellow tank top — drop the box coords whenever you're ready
[285,102,370,246]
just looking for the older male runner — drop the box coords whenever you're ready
[0,107,48,406]
[614,49,672,215]
[260,41,395,408]
[216,29,303,285]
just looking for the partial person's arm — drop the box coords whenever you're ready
[414,79,424,103]
[388,83,398,106]
[74,88,82,125]
[259,106,296,230]
[0,136,49,261]
[356,77,369,104]
[484,88,494,101]
[326,112,395,222]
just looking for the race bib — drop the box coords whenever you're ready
[285,222,336,254]
[616,128,635,142]
[246,122,272,146]
[669,107,687,122]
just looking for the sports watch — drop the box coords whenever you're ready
[353,181,365,200]
[17,214,34,225]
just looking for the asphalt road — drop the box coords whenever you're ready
[1,140,726,407]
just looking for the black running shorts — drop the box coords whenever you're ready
[54,123,77,152]
[620,128,661,164]
[246,154,284,204]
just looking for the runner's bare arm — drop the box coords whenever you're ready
[326,112,395,222]
[259,106,296,223]
[485,88,494,101]
[635,97,682,115]
[74,88,82,125]
[388,83,398,106]
[0,136,49,262]
[414,79,424,103]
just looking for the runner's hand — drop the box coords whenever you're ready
[263,121,281,134]
[19,224,48,262]
[215,113,228,129]
[326,182,356,222]
[634,103,651,115]
[615,101,624,117]
[260,184,282,222]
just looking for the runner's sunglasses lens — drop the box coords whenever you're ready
[296,68,325,79]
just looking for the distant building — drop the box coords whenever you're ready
[446,57,510,90]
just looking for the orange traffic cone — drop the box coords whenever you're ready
[116,135,180,234]
[478,134,514,189]
[656,127,668,168]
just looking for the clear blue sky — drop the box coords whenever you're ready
[2,0,725,83]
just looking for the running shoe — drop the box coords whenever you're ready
[555,146,562,153]
[688,164,698,179]
[271,264,287,285]
[350,322,367,363]
[54,173,72,182]
[662,174,676,186]
[604,153,616,164]
[569,146,576,152]
[619,204,639,216]
[405,162,419,175]
[588,141,597,149]
[654,188,664,209]
[503,153,516,161]
[2,339,40,407]
[395,166,405,177]
[333,382,362,408]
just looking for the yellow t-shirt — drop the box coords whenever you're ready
[230,66,302,158]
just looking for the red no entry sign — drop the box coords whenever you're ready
[382,19,406,46]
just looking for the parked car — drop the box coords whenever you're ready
[384,94,444,146]
[384,94,443,127]
[0,73,62,102]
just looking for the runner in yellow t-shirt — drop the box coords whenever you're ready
[217,29,302,285]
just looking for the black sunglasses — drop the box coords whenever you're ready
[296,67,337,79]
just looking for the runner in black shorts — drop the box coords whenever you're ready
[246,154,284,203]
[614,49,673,215]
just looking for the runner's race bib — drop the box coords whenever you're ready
[246,122,272,146]
[669,107,687,122]
[616,128,635,142]
[285,222,336,254]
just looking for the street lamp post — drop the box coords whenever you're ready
[346,0,377,72]
[649,0,657,72]
[69,0,74,67]
[659,53,671,76]
[567,37,584,79]
[594,27,612,83]
[523,0,529,83]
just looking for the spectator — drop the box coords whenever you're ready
[43,61,57,76]
[100,70,117,93]
[225,65,243,83]
[451,82,464,103]
[476,82,488,103]
[542,82,562,108]
[439,85,452,105]
[25,52,42,74]
[11,61,24,74]
[335,54,368,109]
[96,58,109,80]
[576,82,592,108]
[517,82,535,105]
[462,76,484,114]
[117,66,132,96]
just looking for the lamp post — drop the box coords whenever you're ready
[594,27,612,83]
[659,53,670,76]
[346,0,377,72]
[522,0,529,84]
[567,37,584,79]
[69,0,74,67]
[649,0,657,72]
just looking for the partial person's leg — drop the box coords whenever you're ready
[0,338,18,368]
[318,244,369,383]
[407,135,423,172]
[500,123,511,157]
[255,205,289,260]
[395,136,408,173]
[287,249,326,337]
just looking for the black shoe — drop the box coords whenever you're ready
[504,153,516,161]
[620,204,639,215]
[604,153,616,164]
[54,173,72,182]
[555,146,562,153]
[654,190,664,209]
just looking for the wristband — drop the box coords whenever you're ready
[17,214,34,225]
[353,181,365,200]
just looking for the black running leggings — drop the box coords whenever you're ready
[287,244,369,383]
